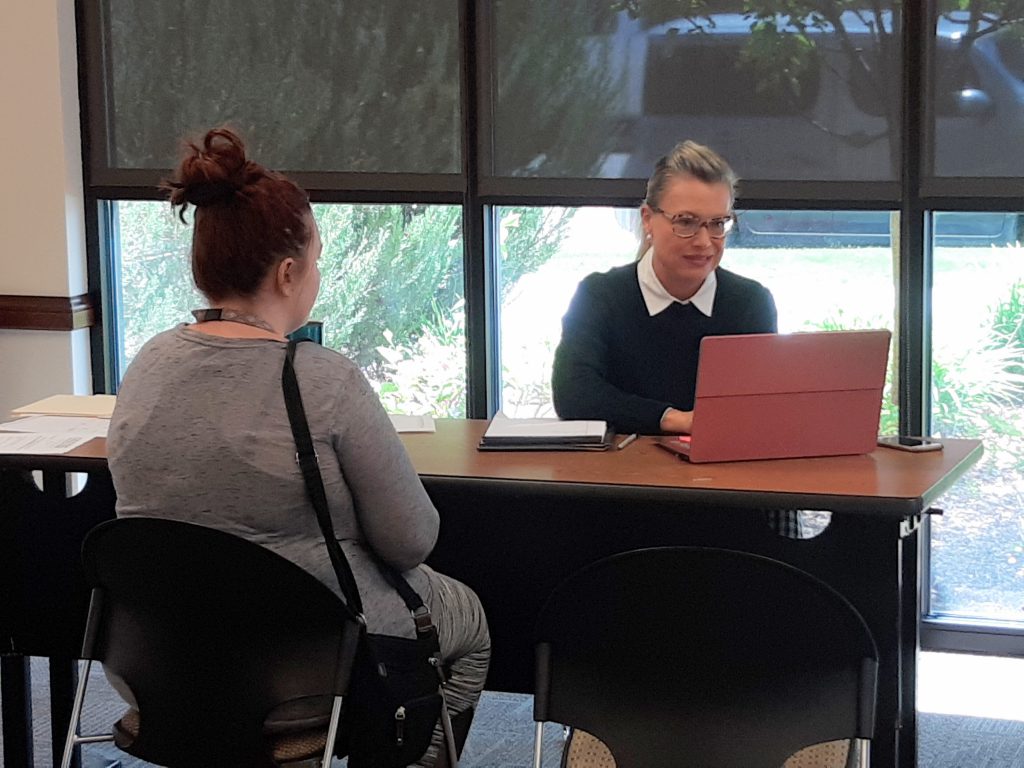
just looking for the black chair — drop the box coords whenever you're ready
[60,517,362,768]
[532,547,878,768]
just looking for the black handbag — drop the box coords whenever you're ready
[282,339,456,768]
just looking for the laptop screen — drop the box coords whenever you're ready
[681,330,891,462]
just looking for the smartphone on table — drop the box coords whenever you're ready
[877,435,943,452]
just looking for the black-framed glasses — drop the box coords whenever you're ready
[649,207,736,239]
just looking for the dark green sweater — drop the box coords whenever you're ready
[552,263,777,434]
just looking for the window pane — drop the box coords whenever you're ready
[314,204,466,418]
[725,213,897,438]
[497,206,896,426]
[929,211,1024,622]
[113,201,199,373]
[490,1,901,180]
[930,7,1024,177]
[497,207,628,417]
[102,0,459,173]
[113,201,466,416]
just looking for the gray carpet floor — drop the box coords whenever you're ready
[5,657,1023,768]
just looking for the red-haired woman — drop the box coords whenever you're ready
[107,127,488,766]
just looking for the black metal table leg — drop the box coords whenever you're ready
[50,656,80,768]
[1,654,34,767]
[898,518,923,768]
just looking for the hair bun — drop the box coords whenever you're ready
[183,179,239,207]
[164,127,281,224]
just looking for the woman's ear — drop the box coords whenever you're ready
[640,204,653,240]
[276,257,297,296]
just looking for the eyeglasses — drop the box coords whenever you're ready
[649,207,736,239]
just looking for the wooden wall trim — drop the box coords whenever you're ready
[0,294,97,331]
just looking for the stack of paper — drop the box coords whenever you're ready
[0,394,115,455]
[0,415,109,439]
[478,412,611,452]
[0,432,94,455]
[13,394,117,418]
[388,414,436,433]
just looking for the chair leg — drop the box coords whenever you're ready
[59,660,91,768]
[439,704,458,768]
[455,707,475,758]
[321,695,344,768]
[854,738,869,768]
[432,706,475,768]
[533,721,545,768]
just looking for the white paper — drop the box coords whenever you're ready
[12,394,117,418]
[0,415,110,438]
[388,414,436,433]
[483,411,607,440]
[0,432,92,455]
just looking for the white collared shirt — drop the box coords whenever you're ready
[636,247,717,317]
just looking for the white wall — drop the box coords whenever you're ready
[0,1,91,415]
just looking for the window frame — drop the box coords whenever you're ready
[76,0,1024,655]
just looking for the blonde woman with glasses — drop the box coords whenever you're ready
[552,140,777,436]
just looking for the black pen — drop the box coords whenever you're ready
[616,433,638,451]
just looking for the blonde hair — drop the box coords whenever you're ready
[644,140,737,207]
[637,140,738,258]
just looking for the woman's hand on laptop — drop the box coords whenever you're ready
[660,408,693,434]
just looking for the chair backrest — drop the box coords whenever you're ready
[533,546,878,768]
[81,517,361,768]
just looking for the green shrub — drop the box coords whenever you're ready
[312,204,575,378]
[116,202,200,362]
[116,201,575,386]
[987,279,1024,393]
[931,279,1024,437]
[375,299,468,417]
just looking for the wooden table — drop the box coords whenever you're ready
[1,420,982,768]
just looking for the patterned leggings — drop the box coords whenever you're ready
[414,565,491,768]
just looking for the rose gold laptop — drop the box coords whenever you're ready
[658,330,891,463]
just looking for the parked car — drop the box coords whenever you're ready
[592,9,1024,180]
[731,210,1021,248]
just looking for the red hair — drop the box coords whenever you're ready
[162,127,311,300]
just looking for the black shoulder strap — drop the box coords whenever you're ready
[282,339,364,615]
[282,340,432,628]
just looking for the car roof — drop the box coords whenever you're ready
[640,10,994,41]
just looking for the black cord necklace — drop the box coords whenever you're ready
[191,308,276,334]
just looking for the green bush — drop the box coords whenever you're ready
[375,300,468,418]
[116,202,200,361]
[116,202,575,389]
[108,1,460,173]
[987,279,1024,392]
[311,204,575,378]
[493,0,621,176]
[932,280,1024,438]
[311,204,463,374]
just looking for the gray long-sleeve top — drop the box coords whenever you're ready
[108,326,439,635]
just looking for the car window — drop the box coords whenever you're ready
[996,29,1024,82]
[644,32,821,116]
[733,210,1019,247]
